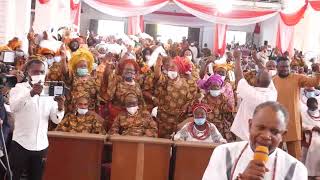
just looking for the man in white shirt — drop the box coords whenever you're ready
[231,49,277,140]
[203,102,308,180]
[9,58,65,180]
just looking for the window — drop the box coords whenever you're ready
[98,20,125,36]
[226,31,247,45]
[157,24,188,43]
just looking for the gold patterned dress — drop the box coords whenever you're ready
[109,109,158,137]
[181,68,200,100]
[65,75,100,113]
[201,93,236,142]
[56,113,106,134]
[46,62,65,82]
[156,74,194,139]
[100,72,145,130]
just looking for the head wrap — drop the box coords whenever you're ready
[69,48,94,73]
[118,59,140,75]
[0,45,12,52]
[38,48,55,56]
[192,103,211,114]
[214,64,233,72]
[197,74,223,91]
[173,56,192,74]
[7,37,22,50]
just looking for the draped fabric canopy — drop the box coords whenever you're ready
[82,0,169,17]
[37,0,320,54]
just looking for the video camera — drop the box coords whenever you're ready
[0,74,17,88]
[42,81,66,97]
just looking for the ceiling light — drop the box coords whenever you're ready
[130,0,144,6]
[216,0,233,13]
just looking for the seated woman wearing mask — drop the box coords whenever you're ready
[198,75,236,142]
[174,103,226,143]
[56,97,106,134]
[109,93,157,137]
[154,56,193,139]
[301,98,320,179]
[100,59,145,130]
[62,48,100,113]
[300,86,320,112]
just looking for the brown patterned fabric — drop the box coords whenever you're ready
[182,68,200,100]
[201,94,236,142]
[46,62,64,82]
[56,113,106,134]
[100,73,144,107]
[156,74,194,138]
[65,75,100,113]
[109,109,158,137]
[244,71,257,87]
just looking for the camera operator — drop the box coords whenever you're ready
[0,90,10,179]
[9,57,65,180]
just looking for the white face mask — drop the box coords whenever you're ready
[186,55,192,61]
[98,54,105,59]
[185,71,191,75]
[145,55,151,61]
[308,109,320,117]
[31,75,46,85]
[220,75,226,81]
[54,56,62,63]
[127,106,138,115]
[77,108,88,115]
[47,58,54,66]
[269,70,277,77]
[209,90,221,97]
[168,71,178,80]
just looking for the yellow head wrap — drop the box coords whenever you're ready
[69,48,94,73]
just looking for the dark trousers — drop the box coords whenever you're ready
[9,141,47,180]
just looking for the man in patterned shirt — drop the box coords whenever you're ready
[56,97,106,134]
[109,93,158,137]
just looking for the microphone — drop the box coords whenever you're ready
[254,146,269,164]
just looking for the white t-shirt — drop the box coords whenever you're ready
[231,79,278,140]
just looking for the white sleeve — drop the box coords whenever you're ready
[236,78,256,99]
[292,163,308,180]
[9,85,32,113]
[49,101,64,124]
[202,145,228,180]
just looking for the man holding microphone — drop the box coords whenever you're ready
[9,56,65,180]
[202,102,307,180]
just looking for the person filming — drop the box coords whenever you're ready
[9,56,65,180]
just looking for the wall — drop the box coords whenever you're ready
[80,2,126,36]
[259,15,278,47]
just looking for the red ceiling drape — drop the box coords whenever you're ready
[280,2,308,26]
[309,0,320,11]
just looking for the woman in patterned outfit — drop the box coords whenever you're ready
[198,74,236,142]
[154,56,194,139]
[100,59,145,130]
[62,48,100,113]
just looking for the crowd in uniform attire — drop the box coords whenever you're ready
[0,28,319,179]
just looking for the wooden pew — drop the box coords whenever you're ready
[110,135,172,180]
[173,141,217,180]
[43,131,107,180]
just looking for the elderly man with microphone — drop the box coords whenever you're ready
[202,101,307,180]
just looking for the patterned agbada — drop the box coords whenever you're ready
[56,113,106,134]
[182,68,200,100]
[156,74,194,138]
[46,62,65,81]
[65,75,100,112]
[201,94,235,142]
[109,109,158,137]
